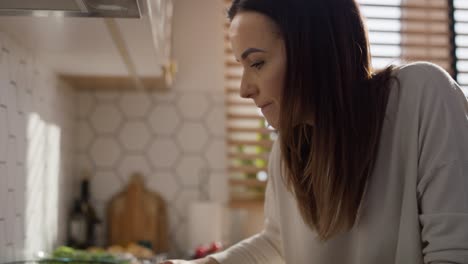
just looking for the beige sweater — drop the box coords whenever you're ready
[211,62,468,264]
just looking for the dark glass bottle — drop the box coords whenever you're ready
[67,179,101,249]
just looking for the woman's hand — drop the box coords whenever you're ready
[159,257,219,264]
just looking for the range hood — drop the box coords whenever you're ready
[0,0,144,18]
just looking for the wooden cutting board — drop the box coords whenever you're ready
[107,173,169,253]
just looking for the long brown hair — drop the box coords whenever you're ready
[228,0,397,240]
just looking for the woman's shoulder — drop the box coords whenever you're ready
[392,61,452,82]
[392,61,454,87]
[390,61,460,101]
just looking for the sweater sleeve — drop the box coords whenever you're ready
[415,64,468,263]
[209,140,284,264]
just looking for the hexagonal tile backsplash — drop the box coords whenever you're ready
[118,121,152,152]
[148,104,181,135]
[76,89,227,255]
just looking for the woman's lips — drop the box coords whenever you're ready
[261,103,273,114]
[259,102,272,110]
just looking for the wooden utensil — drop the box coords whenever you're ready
[107,173,169,253]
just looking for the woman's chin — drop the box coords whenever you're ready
[265,118,278,130]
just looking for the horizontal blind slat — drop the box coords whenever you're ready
[227,139,273,148]
[227,127,275,133]
[229,179,267,187]
[227,113,265,120]
[228,153,270,160]
[360,3,446,10]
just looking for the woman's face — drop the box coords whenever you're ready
[229,11,286,129]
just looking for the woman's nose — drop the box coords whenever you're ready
[239,74,256,99]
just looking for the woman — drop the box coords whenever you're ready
[163,0,468,263]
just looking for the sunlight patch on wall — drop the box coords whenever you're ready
[24,112,61,257]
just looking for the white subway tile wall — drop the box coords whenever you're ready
[76,89,228,256]
[0,31,76,261]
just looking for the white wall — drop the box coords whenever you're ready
[0,31,77,261]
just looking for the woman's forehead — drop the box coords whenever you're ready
[230,12,278,40]
[228,12,279,52]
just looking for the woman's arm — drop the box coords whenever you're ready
[416,64,468,263]
[208,140,284,264]
[208,184,283,264]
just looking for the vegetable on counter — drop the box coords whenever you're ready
[41,246,130,264]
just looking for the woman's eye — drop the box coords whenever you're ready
[251,61,264,69]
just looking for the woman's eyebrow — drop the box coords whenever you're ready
[240,47,266,61]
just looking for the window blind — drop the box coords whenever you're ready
[224,0,274,207]
[454,0,468,93]
[358,0,453,73]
